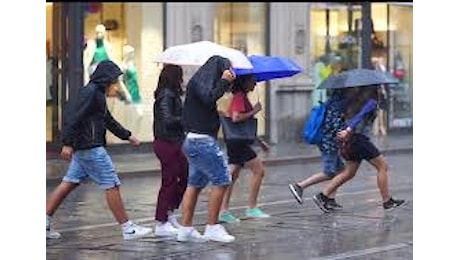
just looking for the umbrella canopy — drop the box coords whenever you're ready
[156,41,253,69]
[234,55,303,82]
[317,68,399,89]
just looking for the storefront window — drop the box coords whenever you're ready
[387,4,413,128]
[46,3,53,142]
[309,3,362,105]
[310,3,412,129]
[214,3,267,136]
[83,3,164,143]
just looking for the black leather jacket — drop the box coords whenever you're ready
[61,61,131,150]
[153,88,185,143]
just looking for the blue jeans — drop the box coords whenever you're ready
[62,146,121,189]
[182,136,231,188]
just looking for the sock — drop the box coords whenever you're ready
[121,220,133,230]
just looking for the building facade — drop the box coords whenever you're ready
[46,2,413,147]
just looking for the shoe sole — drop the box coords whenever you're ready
[313,195,331,213]
[288,184,303,204]
[154,231,178,237]
[219,218,241,224]
[246,215,270,219]
[177,236,208,243]
[204,236,235,243]
[123,229,153,240]
[384,200,407,211]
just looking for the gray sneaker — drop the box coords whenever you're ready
[313,193,332,213]
[328,198,343,210]
[288,183,304,204]
[383,197,405,210]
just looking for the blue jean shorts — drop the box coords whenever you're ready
[322,153,345,178]
[182,136,231,188]
[62,146,121,189]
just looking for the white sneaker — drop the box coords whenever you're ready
[168,214,182,229]
[154,221,178,237]
[46,215,62,239]
[203,224,235,243]
[177,226,208,243]
[122,223,153,240]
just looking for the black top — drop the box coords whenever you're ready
[182,56,232,138]
[61,60,131,150]
[153,88,185,143]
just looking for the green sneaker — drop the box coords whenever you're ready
[219,211,241,223]
[245,207,270,218]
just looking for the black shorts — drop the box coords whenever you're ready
[226,140,257,166]
[340,133,381,162]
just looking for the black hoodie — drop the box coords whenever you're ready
[182,55,232,138]
[61,60,131,150]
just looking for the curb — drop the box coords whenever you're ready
[46,147,412,185]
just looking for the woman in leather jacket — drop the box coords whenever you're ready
[152,64,188,237]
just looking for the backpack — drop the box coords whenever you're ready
[303,100,329,144]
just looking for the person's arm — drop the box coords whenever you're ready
[231,103,261,123]
[196,70,234,107]
[61,87,94,147]
[209,78,232,104]
[346,98,377,130]
[104,109,131,141]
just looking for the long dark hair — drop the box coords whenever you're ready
[154,64,183,98]
[231,74,254,94]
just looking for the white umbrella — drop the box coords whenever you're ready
[156,41,253,69]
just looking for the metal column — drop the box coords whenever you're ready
[361,2,372,69]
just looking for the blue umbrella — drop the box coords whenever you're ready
[234,55,303,82]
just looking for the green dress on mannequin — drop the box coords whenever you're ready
[124,67,141,104]
[91,39,110,65]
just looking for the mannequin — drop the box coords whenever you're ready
[311,55,331,106]
[372,57,389,136]
[122,45,144,132]
[84,24,114,84]
[83,24,131,103]
[122,45,141,104]
[46,41,52,103]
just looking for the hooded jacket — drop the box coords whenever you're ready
[61,60,131,150]
[182,55,232,138]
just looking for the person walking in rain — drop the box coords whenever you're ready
[219,74,271,224]
[312,86,405,212]
[152,64,188,237]
[178,55,236,243]
[46,60,152,240]
[289,88,376,209]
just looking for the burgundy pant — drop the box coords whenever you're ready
[153,139,188,222]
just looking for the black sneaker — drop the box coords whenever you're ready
[288,183,304,204]
[328,198,343,210]
[383,197,406,210]
[313,193,332,213]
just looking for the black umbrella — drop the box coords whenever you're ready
[317,68,399,89]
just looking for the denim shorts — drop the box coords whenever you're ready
[62,146,121,189]
[182,136,231,188]
[322,153,345,178]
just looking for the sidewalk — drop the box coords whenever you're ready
[46,132,412,182]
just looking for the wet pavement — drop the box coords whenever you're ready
[46,152,413,260]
